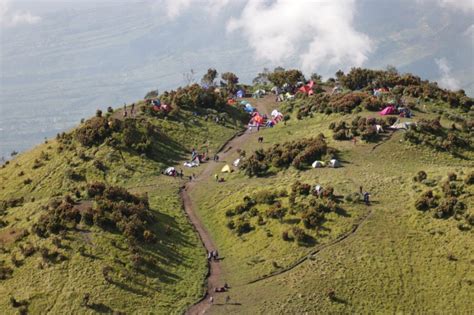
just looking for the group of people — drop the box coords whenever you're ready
[123,103,135,118]
[207,250,219,261]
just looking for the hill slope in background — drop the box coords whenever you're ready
[0,68,473,314]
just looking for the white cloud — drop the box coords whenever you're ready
[226,0,373,75]
[420,0,474,12]
[463,24,474,37]
[435,57,460,90]
[150,0,230,19]
[0,0,41,27]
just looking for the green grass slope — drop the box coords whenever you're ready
[0,88,244,314]
[188,73,473,313]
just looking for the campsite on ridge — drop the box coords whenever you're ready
[0,66,473,314]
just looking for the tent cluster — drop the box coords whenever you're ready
[379,105,412,118]
[148,98,171,113]
[312,159,340,168]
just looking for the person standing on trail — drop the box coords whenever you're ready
[209,296,214,304]
[131,103,135,116]
[123,104,127,118]
[214,174,219,182]
[364,192,370,205]
[359,186,363,195]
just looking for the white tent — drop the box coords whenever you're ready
[233,158,241,167]
[312,160,325,168]
[390,121,416,130]
[165,167,176,175]
[329,159,341,168]
[375,124,384,133]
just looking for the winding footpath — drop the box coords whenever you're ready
[183,97,272,315]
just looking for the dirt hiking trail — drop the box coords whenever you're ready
[183,96,274,315]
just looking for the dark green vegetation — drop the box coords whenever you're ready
[240,133,337,176]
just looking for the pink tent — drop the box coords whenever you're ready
[379,106,395,115]
[298,80,315,95]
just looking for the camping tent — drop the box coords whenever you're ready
[165,167,176,176]
[375,124,384,133]
[329,159,341,168]
[312,161,325,168]
[244,103,255,113]
[233,158,240,167]
[380,106,395,116]
[390,121,416,130]
[298,80,315,95]
[221,164,231,173]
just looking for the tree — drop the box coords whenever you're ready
[268,69,304,87]
[201,68,218,87]
[182,69,196,86]
[252,68,270,85]
[386,65,398,75]
[335,70,344,81]
[310,72,322,83]
[221,72,239,93]
[144,89,159,99]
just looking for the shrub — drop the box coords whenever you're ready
[414,171,427,182]
[23,178,32,185]
[291,227,311,244]
[235,219,252,235]
[282,230,292,241]
[434,197,458,219]
[465,172,474,185]
[254,190,277,205]
[415,190,437,211]
[447,173,457,181]
[265,207,287,221]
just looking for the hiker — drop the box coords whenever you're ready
[352,136,357,145]
[224,282,229,289]
[214,174,219,182]
[207,251,212,261]
[191,148,197,160]
[213,154,219,162]
[225,296,231,304]
[364,192,370,205]
[258,136,263,143]
[257,124,260,132]
[123,104,128,118]
[359,186,363,195]
[209,296,214,304]
[214,250,219,260]
[131,103,135,116]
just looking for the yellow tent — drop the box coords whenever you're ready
[221,164,231,173]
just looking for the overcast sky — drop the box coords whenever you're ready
[0,0,473,157]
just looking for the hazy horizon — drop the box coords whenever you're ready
[1,0,473,158]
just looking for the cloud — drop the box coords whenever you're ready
[419,0,474,12]
[226,0,373,75]
[0,0,41,27]
[463,24,474,37]
[149,0,230,19]
[435,57,460,90]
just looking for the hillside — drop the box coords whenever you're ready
[1,68,473,314]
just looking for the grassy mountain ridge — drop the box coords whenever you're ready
[1,67,473,314]
[0,85,245,314]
